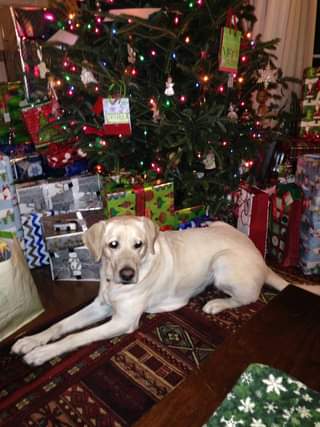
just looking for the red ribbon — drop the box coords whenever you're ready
[226,7,238,30]
[132,184,146,216]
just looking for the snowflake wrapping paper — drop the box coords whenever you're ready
[204,363,320,427]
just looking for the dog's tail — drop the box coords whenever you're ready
[265,266,320,296]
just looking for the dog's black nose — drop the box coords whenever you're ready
[119,267,135,283]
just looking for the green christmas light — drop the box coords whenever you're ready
[65,74,71,82]
[139,55,145,62]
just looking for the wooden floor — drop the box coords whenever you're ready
[2,270,320,427]
[1,267,98,348]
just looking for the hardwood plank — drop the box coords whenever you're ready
[134,286,320,427]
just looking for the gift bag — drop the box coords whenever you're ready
[218,26,241,73]
[268,183,304,267]
[237,185,269,257]
[0,238,44,341]
[103,98,132,136]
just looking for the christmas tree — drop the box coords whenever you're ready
[43,0,292,218]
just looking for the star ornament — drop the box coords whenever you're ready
[257,63,277,88]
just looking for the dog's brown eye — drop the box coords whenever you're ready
[109,241,119,249]
[134,241,143,249]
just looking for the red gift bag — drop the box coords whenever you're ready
[237,184,270,257]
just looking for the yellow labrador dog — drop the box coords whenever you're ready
[12,215,320,366]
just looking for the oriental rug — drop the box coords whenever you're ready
[0,286,279,427]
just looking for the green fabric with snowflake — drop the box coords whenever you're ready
[204,363,320,427]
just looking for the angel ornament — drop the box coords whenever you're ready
[165,76,175,96]
[81,62,97,86]
[227,104,238,122]
[151,102,160,122]
[203,150,216,170]
[127,43,136,64]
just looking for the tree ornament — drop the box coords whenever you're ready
[227,104,238,122]
[164,76,175,96]
[36,46,50,79]
[150,101,160,122]
[81,61,97,86]
[93,163,105,174]
[255,88,270,117]
[127,43,136,64]
[257,63,277,88]
[203,150,216,170]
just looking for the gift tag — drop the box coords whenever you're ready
[218,27,241,73]
[3,112,11,123]
[103,98,132,136]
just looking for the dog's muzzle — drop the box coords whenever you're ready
[119,266,136,284]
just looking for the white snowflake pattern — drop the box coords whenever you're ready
[302,393,313,402]
[226,392,235,400]
[282,407,295,420]
[287,377,307,395]
[296,406,311,419]
[314,422,320,427]
[241,372,253,384]
[250,418,266,427]
[262,374,287,395]
[220,415,245,426]
[238,397,255,413]
[264,402,278,414]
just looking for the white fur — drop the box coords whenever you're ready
[11,215,320,366]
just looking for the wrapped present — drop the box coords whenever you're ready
[295,154,320,274]
[49,246,100,281]
[174,205,206,228]
[0,81,30,144]
[42,210,103,252]
[236,184,269,257]
[300,67,320,136]
[268,183,304,267]
[21,212,50,269]
[42,210,103,281]
[296,154,320,210]
[21,100,63,148]
[178,215,210,230]
[103,180,175,227]
[0,155,23,239]
[16,174,102,216]
[11,153,44,182]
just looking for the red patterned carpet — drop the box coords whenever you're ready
[0,287,278,427]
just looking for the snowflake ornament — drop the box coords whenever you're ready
[257,63,277,88]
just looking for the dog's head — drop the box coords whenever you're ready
[83,215,159,285]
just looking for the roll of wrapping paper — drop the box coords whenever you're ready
[0,240,10,262]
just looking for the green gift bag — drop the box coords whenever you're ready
[218,27,241,73]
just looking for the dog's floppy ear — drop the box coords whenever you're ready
[82,220,106,262]
[139,216,159,255]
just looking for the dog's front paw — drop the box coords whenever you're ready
[202,299,228,315]
[23,344,57,366]
[11,336,42,355]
